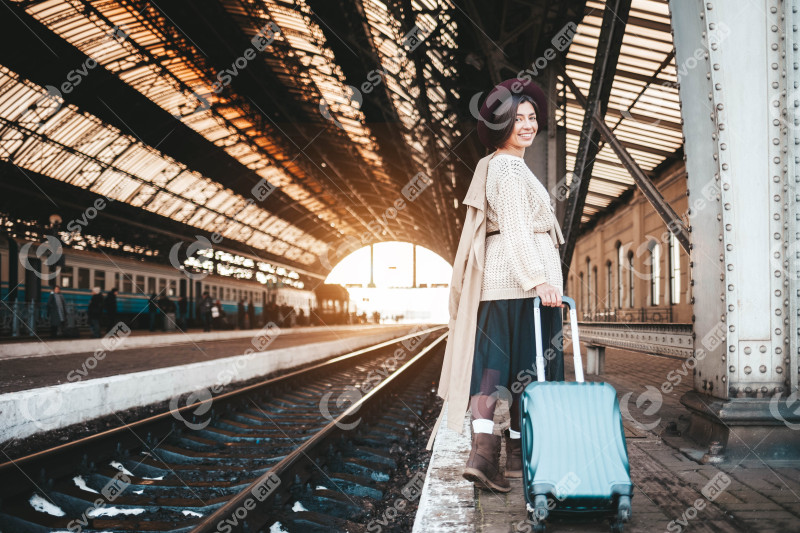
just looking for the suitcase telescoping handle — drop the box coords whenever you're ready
[533,295,584,383]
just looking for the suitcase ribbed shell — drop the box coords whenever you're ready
[521,381,633,510]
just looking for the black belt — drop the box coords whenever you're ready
[486,230,500,236]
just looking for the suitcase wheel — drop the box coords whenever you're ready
[610,495,632,532]
[526,494,548,532]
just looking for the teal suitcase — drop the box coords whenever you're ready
[521,296,633,532]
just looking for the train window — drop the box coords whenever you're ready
[169,280,176,297]
[211,286,217,299]
[122,274,133,294]
[136,275,145,294]
[94,270,105,291]
[147,277,156,294]
[158,278,166,295]
[77,268,90,289]
[60,267,73,288]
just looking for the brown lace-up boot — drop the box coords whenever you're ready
[504,429,523,478]
[462,433,511,492]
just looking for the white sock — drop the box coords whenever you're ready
[472,418,495,434]
[508,429,521,439]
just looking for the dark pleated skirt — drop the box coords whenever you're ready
[470,297,565,397]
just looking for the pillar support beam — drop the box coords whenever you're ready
[670,0,800,462]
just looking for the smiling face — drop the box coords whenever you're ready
[502,100,538,151]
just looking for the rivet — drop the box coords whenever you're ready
[744,366,752,374]
[760,345,767,353]
[729,365,735,372]
[777,366,784,374]
[745,346,752,355]
[760,365,767,373]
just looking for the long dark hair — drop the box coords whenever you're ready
[484,93,540,151]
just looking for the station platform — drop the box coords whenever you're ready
[414,346,800,533]
[0,324,417,393]
[0,323,424,445]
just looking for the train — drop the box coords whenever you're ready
[0,235,352,335]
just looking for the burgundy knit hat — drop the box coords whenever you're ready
[476,78,548,149]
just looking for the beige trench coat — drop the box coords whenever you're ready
[426,151,564,450]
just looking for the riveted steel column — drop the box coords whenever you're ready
[670,0,800,461]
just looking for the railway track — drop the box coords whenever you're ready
[0,326,446,532]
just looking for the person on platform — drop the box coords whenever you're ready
[104,287,118,332]
[248,300,256,328]
[148,293,158,332]
[237,299,246,329]
[199,291,213,332]
[177,295,188,330]
[158,294,174,331]
[87,287,104,338]
[428,79,566,493]
[47,285,67,337]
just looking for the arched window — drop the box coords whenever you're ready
[616,242,624,308]
[669,232,681,304]
[586,257,592,313]
[627,250,635,308]
[579,272,585,312]
[648,241,661,306]
[593,266,598,313]
[606,261,613,310]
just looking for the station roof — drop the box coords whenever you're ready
[0,0,683,273]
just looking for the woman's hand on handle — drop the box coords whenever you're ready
[535,283,562,307]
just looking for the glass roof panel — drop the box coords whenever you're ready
[0,65,327,265]
[563,0,682,225]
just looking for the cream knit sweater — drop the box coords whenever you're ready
[481,154,564,301]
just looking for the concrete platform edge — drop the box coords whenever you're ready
[412,407,475,533]
[0,327,414,444]
[0,324,405,360]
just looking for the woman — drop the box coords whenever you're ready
[429,78,566,493]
